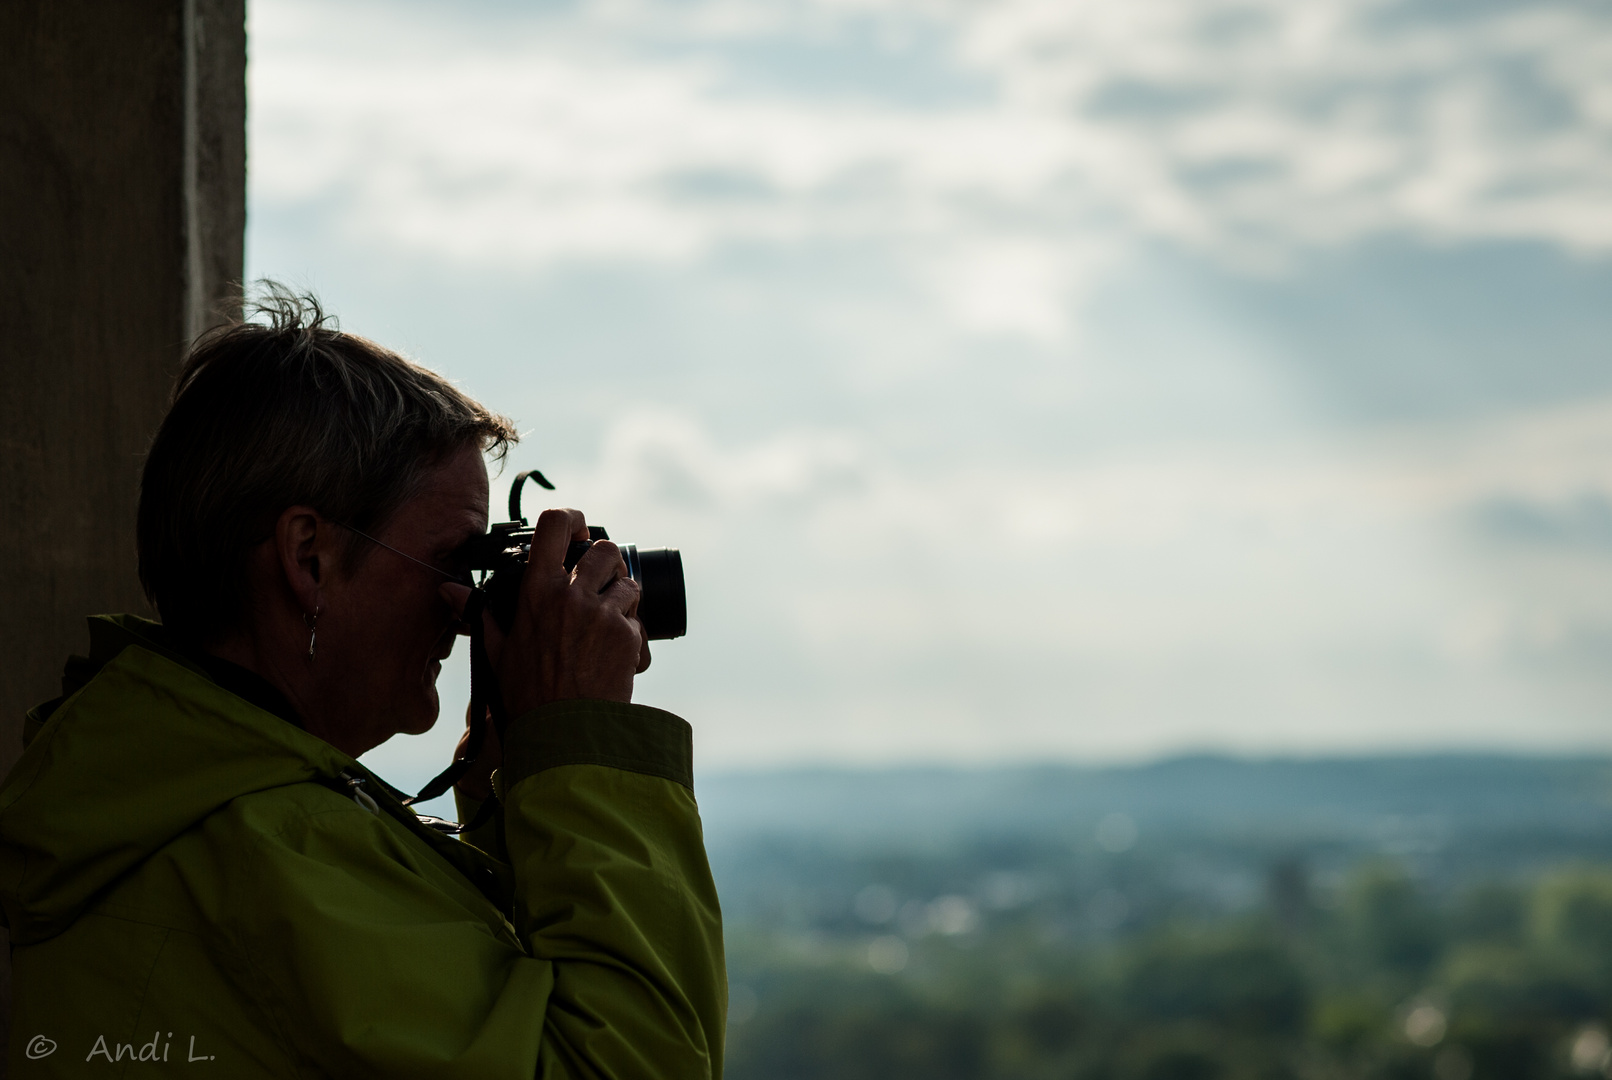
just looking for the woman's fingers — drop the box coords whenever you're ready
[495,507,646,711]
[572,539,630,593]
[597,574,641,617]
[527,508,589,571]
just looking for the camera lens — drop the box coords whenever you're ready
[623,545,686,640]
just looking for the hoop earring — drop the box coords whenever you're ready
[305,607,320,660]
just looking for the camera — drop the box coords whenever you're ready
[457,473,686,640]
[400,470,685,809]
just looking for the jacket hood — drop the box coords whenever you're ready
[0,616,357,945]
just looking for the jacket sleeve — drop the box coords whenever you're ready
[214,700,725,1080]
[502,700,727,1080]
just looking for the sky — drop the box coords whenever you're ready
[245,0,1612,792]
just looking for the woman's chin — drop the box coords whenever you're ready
[399,682,441,737]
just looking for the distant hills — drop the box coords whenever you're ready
[700,755,1612,841]
[698,755,1612,890]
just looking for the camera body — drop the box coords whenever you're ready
[459,521,687,640]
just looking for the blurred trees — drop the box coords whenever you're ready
[725,862,1612,1080]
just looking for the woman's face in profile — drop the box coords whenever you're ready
[311,444,491,756]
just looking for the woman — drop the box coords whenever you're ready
[0,290,724,1077]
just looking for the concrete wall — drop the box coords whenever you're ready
[0,0,246,1064]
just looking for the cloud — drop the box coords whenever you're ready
[953,0,1612,257]
[363,387,1612,781]
[250,0,1612,342]
[256,0,1612,772]
[1467,492,1612,550]
[494,395,1612,764]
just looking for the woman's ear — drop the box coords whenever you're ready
[275,506,330,616]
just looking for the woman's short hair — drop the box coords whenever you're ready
[138,285,518,642]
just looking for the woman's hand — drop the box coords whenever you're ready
[439,508,650,725]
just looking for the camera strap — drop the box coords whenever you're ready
[401,588,508,834]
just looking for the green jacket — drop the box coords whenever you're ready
[0,616,725,1078]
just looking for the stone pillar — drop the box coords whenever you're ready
[0,0,246,1065]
